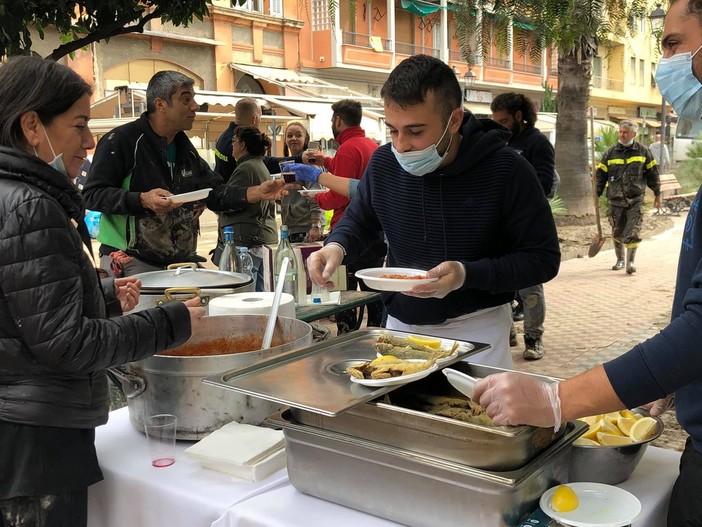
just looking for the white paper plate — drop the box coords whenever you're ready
[540,482,642,527]
[355,267,437,292]
[298,188,328,197]
[349,360,438,387]
[169,188,212,203]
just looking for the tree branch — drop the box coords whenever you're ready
[46,7,164,61]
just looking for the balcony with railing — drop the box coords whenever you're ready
[395,42,440,58]
[342,31,392,51]
[592,75,625,92]
[513,62,541,75]
[485,57,512,69]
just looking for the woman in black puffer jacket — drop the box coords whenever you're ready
[0,57,205,526]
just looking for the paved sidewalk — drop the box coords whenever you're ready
[514,213,683,379]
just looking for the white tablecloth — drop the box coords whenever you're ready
[88,408,680,527]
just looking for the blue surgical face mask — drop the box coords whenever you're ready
[34,123,68,177]
[392,118,453,176]
[655,44,702,121]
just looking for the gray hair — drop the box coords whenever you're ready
[146,71,195,113]
[619,120,639,134]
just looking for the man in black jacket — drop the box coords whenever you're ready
[84,71,288,276]
[214,97,261,179]
[491,92,558,361]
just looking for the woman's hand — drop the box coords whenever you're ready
[114,277,141,313]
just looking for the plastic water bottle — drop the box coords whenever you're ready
[218,226,242,273]
[275,225,298,303]
[238,246,255,283]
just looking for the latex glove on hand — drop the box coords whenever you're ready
[405,261,465,299]
[282,163,322,183]
[473,373,562,432]
[307,244,344,287]
[640,395,674,416]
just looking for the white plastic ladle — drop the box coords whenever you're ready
[261,256,289,350]
[442,368,479,399]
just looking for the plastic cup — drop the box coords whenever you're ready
[144,414,177,468]
[279,162,296,183]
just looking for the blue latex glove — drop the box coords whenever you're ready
[282,162,322,183]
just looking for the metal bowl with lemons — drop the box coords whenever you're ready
[568,408,664,485]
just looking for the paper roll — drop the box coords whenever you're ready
[208,292,296,319]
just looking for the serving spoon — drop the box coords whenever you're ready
[442,368,479,399]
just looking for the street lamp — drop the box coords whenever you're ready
[463,68,476,90]
[650,5,667,165]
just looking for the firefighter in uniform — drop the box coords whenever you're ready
[596,119,661,274]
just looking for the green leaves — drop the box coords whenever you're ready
[0,0,213,60]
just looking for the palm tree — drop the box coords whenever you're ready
[455,0,650,216]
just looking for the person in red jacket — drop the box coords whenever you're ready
[303,100,386,333]
[303,100,378,231]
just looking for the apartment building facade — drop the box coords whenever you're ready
[29,0,667,148]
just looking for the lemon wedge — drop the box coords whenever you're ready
[581,420,605,440]
[617,415,638,436]
[629,416,658,442]
[551,485,579,513]
[573,437,600,446]
[578,414,602,427]
[369,355,398,366]
[620,409,636,419]
[407,335,442,348]
[597,432,634,446]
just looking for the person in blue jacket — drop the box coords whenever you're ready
[473,1,702,523]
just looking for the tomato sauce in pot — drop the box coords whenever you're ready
[157,335,285,357]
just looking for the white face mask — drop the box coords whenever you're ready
[619,139,634,147]
[34,123,68,177]
[391,118,453,176]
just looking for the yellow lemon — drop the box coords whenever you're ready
[407,335,442,349]
[574,437,600,446]
[603,411,622,424]
[617,415,638,436]
[370,355,398,366]
[551,485,579,513]
[581,420,605,440]
[601,418,624,436]
[597,432,634,446]
[620,409,636,419]
[629,417,658,442]
[578,415,601,427]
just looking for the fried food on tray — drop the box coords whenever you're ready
[414,393,495,426]
[373,333,459,361]
[346,356,435,380]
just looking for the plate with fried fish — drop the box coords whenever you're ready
[347,356,438,387]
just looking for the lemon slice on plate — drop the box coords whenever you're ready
[407,335,442,348]
[551,485,579,513]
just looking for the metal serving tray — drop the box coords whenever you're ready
[290,362,562,471]
[203,329,487,416]
[267,411,587,527]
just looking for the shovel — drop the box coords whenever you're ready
[588,107,606,258]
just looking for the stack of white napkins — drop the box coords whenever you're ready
[184,420,286,481]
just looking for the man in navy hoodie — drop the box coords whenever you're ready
[473,1,702,522]
[307,55,560,369]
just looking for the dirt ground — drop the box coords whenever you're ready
[555,212,675,260]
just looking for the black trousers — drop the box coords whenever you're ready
[668,437,702,526]
[0,489,88,527]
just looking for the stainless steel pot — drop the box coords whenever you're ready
[131,263,254,313]
[110,314,313,440]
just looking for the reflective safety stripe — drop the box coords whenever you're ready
[606,155,647,166]
[646,160,656,169]
[598,163,608,172]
